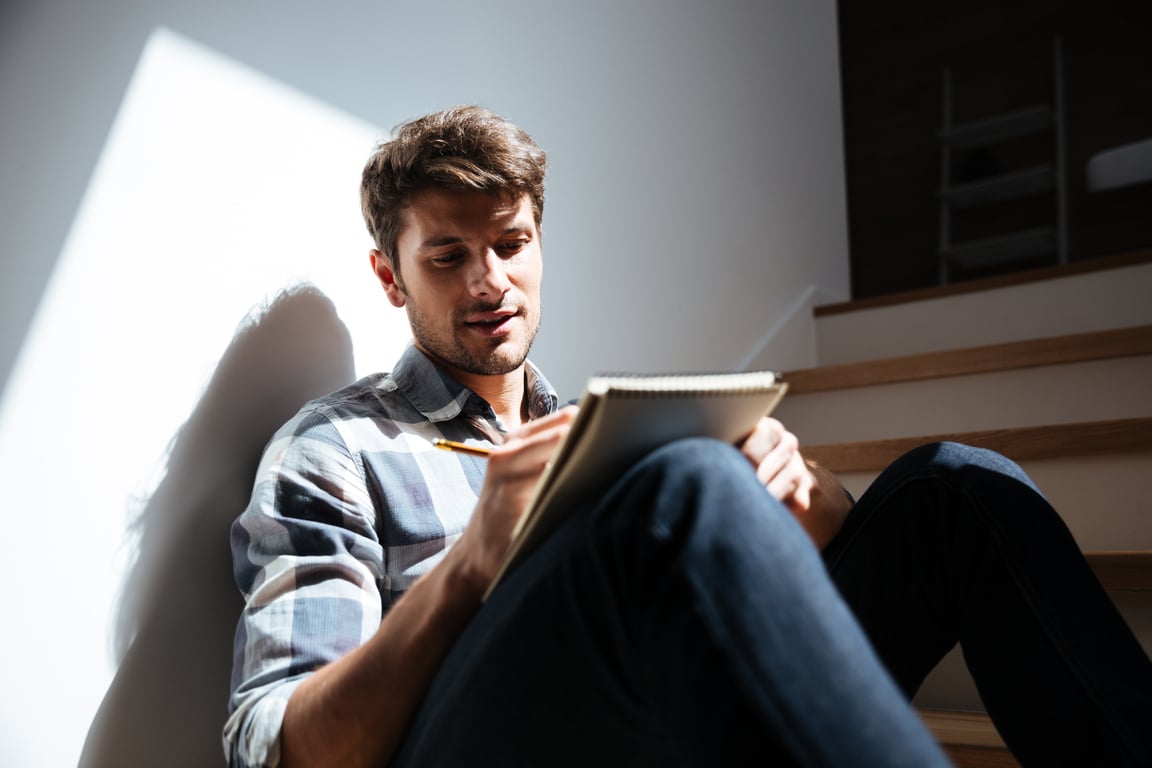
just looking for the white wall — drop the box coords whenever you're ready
[1,0,849,399]
[0,1,849,765]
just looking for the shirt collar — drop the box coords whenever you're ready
[391,343,559,427]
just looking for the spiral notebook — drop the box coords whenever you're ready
[486,369,788,597]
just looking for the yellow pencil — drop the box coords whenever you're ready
[432,438,493,458]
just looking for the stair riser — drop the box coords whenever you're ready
[815,261,1152,365]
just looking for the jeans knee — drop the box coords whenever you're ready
[873,441,1061,547]
[629,436,751,506]
[890,441,1034,490]
[615,436,791,542]
[644,436,746,474]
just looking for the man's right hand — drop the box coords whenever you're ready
[454,406,578,595]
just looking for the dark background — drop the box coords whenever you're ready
[837,0,1152,299]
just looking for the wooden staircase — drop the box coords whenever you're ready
[774,252,1152,766]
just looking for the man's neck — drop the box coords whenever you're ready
[409,344,530,431]
[460,368,527,431]
[467,368,527,430]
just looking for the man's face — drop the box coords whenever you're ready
[375,189,543,380]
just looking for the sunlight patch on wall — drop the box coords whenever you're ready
[0,27,406,766]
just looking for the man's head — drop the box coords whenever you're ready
[362,107,547,384]
[361,105,548,274]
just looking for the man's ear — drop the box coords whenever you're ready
[370,249,407,308]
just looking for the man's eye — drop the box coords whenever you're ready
[431,252,464,266]
[498,241,527,255]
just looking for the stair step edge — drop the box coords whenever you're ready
[782,325,1152,394]
[1084,551,1152,591]
[920,708,1006,748]
[804,418,1152,472]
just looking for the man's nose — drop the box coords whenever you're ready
[469,249,512,298]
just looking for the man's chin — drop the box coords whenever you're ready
[422,341,531,378]
[470,346,531,376]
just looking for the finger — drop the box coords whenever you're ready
[780,459,814,513]
[755,429,799,486]
[766,450,808,501]
[740,417,786,467]
[489,421,572,477]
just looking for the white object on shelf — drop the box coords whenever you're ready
[1086,137,1152,192]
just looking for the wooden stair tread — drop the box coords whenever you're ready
[920,709,1005,748]
[1084,551,1152,591]
[920,709,1020,767]
[781,324,1152,394]
[940,745,1021,768]
[804,417,1152,471]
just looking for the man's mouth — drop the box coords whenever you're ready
[463,309,518,336]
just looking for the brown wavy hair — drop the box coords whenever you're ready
[360,105,548,273]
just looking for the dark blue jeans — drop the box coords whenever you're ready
[392,439,1151,767]
[824,441,1152,766]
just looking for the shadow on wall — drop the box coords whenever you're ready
[79,283,356,768]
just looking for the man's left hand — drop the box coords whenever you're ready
[739,417,853,549]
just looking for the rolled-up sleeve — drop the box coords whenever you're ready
[224,408,385,767]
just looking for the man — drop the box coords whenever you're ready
[226,106,1152,767]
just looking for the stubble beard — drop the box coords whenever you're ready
[407,300,541,377]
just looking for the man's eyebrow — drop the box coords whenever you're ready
[419,235,465,249]
[417,218,535,250]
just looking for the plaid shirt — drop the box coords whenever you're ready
[224,343,559,767]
